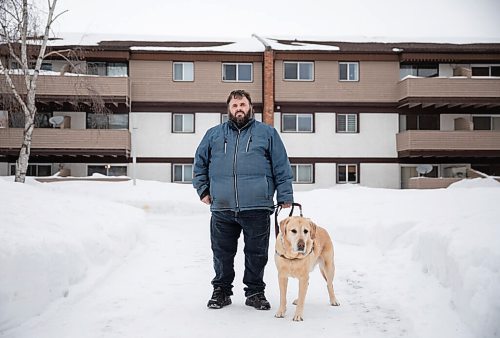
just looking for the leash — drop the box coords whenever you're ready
[274,202,303,238]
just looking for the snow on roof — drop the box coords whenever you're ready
[130,38,265,53]
[262,37,339,51]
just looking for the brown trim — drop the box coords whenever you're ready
[132,101,262,113]
[1,155,129,164]
[135,157,194,164]
[274,52,398,62]
[275,102,398,113]
[288,157,399,163]
[130,52,263,62]
[398,150,500,158]
[400,53,500,63]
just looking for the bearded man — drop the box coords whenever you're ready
[193,89,294,310]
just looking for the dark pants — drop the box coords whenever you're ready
[210,209,271,297]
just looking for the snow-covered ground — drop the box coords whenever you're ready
[1,176,499,338]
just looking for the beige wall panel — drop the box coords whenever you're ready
[130,61,262,103]
[275,61,399,102]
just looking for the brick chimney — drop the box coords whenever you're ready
[262,48,275,126]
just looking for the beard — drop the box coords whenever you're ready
[229,108,252,128]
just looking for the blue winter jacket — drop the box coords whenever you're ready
[193,118,294,212]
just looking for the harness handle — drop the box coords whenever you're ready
[274,202,303,238]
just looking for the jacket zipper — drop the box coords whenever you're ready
[233,130,241,210]
[224,138,227,154]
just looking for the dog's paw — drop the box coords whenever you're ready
[275,309,286,318]
[292,299,298,305]
[330,297,340,306]
[292,314,304,321]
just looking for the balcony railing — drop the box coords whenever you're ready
[1,73,130,101]
[398,77,500,101]
[0,128,131,156]
[396,130,500,156]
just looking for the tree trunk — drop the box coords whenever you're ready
[15,95,36,183]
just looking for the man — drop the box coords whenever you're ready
[193,90,294,310]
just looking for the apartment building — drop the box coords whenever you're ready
[1,35,499,189]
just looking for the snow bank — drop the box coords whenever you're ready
[0,178,144,331]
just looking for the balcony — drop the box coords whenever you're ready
[0,128,131,158]
[396,130,500,158]
[397,77,500,109]
[1,73,130,105]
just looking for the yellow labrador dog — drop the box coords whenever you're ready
[274,216,340,321]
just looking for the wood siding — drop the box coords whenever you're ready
[129,60,263,103]
[0,74,130,98]
[396,130,500,152]
[275,61,399,102]
[398,77,500,100]
[0,128,130,153]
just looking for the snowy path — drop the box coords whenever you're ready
[4,212,473,338]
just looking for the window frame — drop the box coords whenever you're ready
[291,164,314,184]
[339,61,359,81]
[221,62,253,82]
[172,163,193,183]
[9,163,52,176]
[173,62,194,82]
[336,113,359,133]
[281,113,314,133]
[283,61,314,81]
[337,164,359,184]
[172,113,195,133]
[471,64,500,77]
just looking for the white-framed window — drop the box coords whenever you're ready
[173,164,193,183]
[471,64,500,77]
[172,113,194,133]
[173,62,194,81]
[222,63,252,82]
[283,61,314,81]
[282,113,313,133]
[221,113,229,124]
[87,165,127,176]
[337,164,358,184]
[339,62,359,81]
[336,113,358,133]
[291,164,313,183]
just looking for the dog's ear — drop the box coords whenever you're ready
[309,220,318,240]
[279,217,290,235]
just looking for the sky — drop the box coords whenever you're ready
[1,176,499,337]
[49,0,500,42]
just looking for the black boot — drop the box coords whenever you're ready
[245,293,271,310]
[207,287,232,309]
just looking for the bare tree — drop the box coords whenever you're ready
[0,0,65,182]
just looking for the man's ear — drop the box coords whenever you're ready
[279,217,290,235]
[309,220,318,240]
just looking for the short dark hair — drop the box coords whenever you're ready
[226,89,252,105]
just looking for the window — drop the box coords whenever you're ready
[107,63,128,76]
[402,114,439,131]
[87,114,129,129]
[173,164,193,183]
[283,62,314,81]
[173,62,194,81]
[339,62,359,81]
[87,62,107,76]
[282,114,313,132]
[172,113,194,133]
[87,165,127,176]
[41,62,53,71]
[222,63,252,82]
[471,65,500,77]
[400,63,439,79]
[337,164,358,184]
[291,164,313,183]
[10,164,52,176]
[221,114,229,124]
[336,113,358,133]
[473,116,500,130]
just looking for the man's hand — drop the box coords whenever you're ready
[201,195,212,205]
[281,203,292,208]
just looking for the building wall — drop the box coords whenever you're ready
[276,113,399,158]
[275,61,399,102]
[132,163,171,182]
[130,60,263,103]
[360,163,400,189]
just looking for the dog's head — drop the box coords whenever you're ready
[279,216,317,255]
